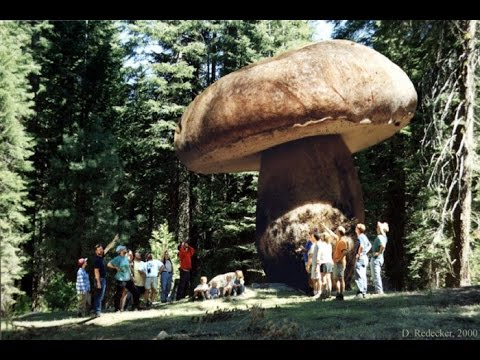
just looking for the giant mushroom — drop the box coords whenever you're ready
[174,40,417,291]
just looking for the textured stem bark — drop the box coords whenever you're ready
[447,20,476,287]
[177,164,190,243]
[256,135,364,291]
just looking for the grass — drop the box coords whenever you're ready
[2,286,480,340]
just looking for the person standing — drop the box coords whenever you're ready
[176,241,195,300]
[323,224,348,301]
[144,253,164,306]
[160,251,173,303]
[371,222,389,294]
[305,231,320,299]
[317,232,334,299]
[295,234,314,295]
[76,258,91,317]
[108,245,140,311]
[132,252,146,301]
[354,223,371,298]
[92,244,106,317]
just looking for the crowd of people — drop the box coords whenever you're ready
[75,243,180,317]
[75,221,389,316]
[298,221,390,301]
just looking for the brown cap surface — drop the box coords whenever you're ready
[175,40,417,174]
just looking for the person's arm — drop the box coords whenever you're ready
[321,224,339,241]
[76,269,82,293]
[295,245,306,253]
[341,246,348,260]
[107,260,120,272]
[374,244,385,257]
[189,246,195,256]
[305,253,313,272]
[356,243,363,259]
[94,268,101,289]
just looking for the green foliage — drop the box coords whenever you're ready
[26,20,127,285]
[0,20,37,313]
[43,272,77,311]
[13,294,33,315]
[149,223,177,263]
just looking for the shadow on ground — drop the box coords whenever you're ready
[4,285,480,340]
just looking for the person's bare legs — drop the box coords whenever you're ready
[120,288,128,311]
[150,288,157,303]
[326,273,332,296]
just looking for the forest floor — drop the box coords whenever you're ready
[2,284,480,340]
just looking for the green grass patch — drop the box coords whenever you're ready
[3,286,480,340]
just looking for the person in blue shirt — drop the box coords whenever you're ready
[354,223,372,298]
[296,228,317,296]
[371,222,389,294]
[108,245,140,312]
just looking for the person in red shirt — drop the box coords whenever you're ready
[176,241,195,300]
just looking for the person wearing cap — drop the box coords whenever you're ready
[371,222,389,294]
[76,258,91,317]
[93,244,106,317]
[108,245,140,312]
[176,241,195,300]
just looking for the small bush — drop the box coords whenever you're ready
[13,294,32,315]
[44,273,77,311]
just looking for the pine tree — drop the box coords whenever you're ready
[0,21,37,313]
[26,21,126,307]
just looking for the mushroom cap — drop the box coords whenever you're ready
[175,40,417,174]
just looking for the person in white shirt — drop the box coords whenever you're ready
[193,276,210,300]
[317,232,334,299]
[144,253,164,306]
[133,252,146,297]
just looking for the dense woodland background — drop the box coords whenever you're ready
[1,20,479,314]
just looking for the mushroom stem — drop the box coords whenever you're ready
[256,135,364,291]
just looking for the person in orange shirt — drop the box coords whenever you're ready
[176,241,195,300]
[323,224,348,301]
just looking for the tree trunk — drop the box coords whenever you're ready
[446,20,476,287]
[384,137,407,290]
[31,214,48,310]
[177,163,190,243]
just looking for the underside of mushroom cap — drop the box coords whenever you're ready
[175,40,417,174]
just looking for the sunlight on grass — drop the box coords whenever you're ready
[5,286,480,340]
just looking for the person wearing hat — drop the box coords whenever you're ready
[371,222,389,295]
[108,245,140,312]
[76,258,91,317]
